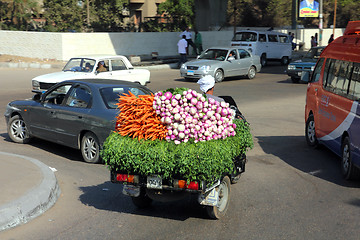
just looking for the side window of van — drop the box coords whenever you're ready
[259,34,267,42]
[310,57,325,83]
[348,63,360,100]
[334,61,351,96]
[268,35,278,42]
[279,35,289,43]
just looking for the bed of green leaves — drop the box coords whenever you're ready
[101,118,253,183]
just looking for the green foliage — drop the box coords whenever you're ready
[90,0,128,32]
[101,119,253,183]
[0,0,39,30]
[43,0,84,32]
[143,0,194,32]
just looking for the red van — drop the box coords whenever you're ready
[305,21,360,180]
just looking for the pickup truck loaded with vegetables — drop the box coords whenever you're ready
[101,87,253,219]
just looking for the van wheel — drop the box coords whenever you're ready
[341,137,359,180]
[260,54,267,67]
[281,56,289,65]
[214,69,224,82]
[247,66,256,79]
[305,115,318,147]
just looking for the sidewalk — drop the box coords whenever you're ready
[0,152,60,232]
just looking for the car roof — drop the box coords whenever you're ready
[234,30,288,36]
[61,79,151,90]
[69,55,127,60]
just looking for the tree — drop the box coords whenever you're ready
[90,0,128,32]
[43,0,84,32]
[0,0,39,30]
[153,0,195,32]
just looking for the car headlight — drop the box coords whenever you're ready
[287,65,296,70]
[32,80,40,90]
[199,65,210,71]
[311,66,315,71]
[180,64,186,69]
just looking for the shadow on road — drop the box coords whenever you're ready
[256,135,360,188]
[78,182,210,221]
[1,133,83,162]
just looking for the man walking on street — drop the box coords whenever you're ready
[180,26,197,55]
[178,35,188,68]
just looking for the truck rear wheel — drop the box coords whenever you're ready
[206,176,231,219]
[131,189,152,208]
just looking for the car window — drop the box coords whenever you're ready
[232,32,257,42]
[238,49,251,59]
[43,84,72,105]
[65,86,92,108]
[199,49,228,61]
[268,35,278,42]
[63,58,96,72]
[110,59,127,71]
[100,86,148,109]
[228,50,238,60]
[259,34,267,42]
[278,35,289,43]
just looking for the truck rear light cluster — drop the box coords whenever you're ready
[116,174,139,184]
[173,180,199,190]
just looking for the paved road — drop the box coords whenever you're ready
[0,65,360,240]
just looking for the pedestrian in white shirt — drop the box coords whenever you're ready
[180,26,198,55]
[177,35,188,67]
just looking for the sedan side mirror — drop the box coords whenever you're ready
[32,93,42,102]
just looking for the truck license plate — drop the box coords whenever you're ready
[187,70,194,76]
[147,176,162,189]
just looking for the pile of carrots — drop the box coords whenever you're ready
[115,92,168,141]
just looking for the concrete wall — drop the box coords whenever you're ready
[0,28,345,61]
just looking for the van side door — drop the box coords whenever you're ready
[267,34,279,59]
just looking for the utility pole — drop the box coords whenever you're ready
[233,0,237,36]
[333,0,337,36]
[319,0,323,46]
[87,0,90,30]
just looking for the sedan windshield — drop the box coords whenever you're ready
[100,86,148,109]
[63,58,96,72]
[198,49,228,61]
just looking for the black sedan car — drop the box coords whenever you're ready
[4,79,152,163]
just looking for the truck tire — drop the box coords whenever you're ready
[131,189,152,208]
[206,176,231,219]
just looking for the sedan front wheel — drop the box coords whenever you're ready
[81,132,100,163]
[214,69,224,82]
[8,115,31,144]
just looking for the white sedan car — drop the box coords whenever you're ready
[32,55,150,90]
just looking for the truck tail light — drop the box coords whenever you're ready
[116,174,138,183]
[174,180,199,190]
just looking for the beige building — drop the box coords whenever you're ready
[126,0,166,30]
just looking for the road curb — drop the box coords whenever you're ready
[0,152,60,232]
